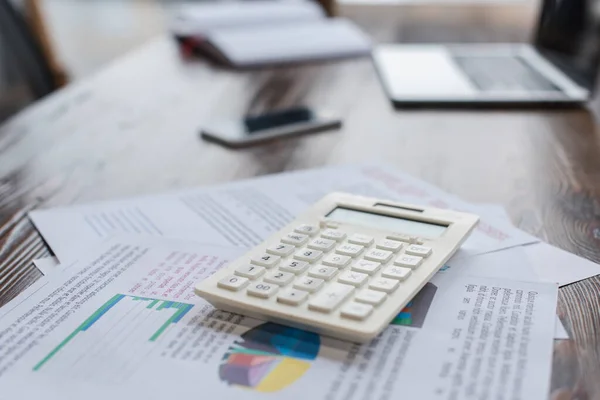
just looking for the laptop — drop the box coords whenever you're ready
[372,0,600,107]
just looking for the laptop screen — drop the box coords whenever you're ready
[535,0,600,88]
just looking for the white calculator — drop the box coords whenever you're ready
[195,192,479,342]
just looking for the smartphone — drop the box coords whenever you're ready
[200,107,342,148]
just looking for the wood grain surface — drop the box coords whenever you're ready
[1,4,599,399]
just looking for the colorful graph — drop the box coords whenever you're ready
[391,282,437,328]
[219,323,320,393]
[33,294,193,379]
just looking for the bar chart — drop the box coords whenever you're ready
[33,294,193,382]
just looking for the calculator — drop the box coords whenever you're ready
[195,192,479,342]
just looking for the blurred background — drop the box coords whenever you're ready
[0,0,540,122]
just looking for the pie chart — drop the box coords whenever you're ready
[219,322,321,392]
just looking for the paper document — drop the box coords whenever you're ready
[0,237,557,399]
[29,165,537,263]
[32,257,59,276]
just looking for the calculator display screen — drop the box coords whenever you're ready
[326,207,447,237]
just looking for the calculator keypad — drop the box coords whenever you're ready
[218,226,434,321]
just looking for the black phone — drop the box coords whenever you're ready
[200,107,342,148]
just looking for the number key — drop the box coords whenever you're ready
[264,271,294,286]
[308,265,338,280]
[322,254,351,268]
[251,253,280,268]
[293,277,324,293]
[247,282,278,298]
[234,264,265,279]
[267,243,295,257]
[279,260,309,274]
[293,249,323,263]
[218,275,249,291]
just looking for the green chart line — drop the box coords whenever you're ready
[33,294,193,371]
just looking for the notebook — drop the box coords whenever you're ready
[171,1,372,67]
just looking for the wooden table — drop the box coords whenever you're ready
[1,4,599,399]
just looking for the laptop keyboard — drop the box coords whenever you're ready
[452,56,561,92]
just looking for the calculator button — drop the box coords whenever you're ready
[394,254,423,269]
[279,260,309,274]
[266,243,295,257]
[277,289,309,306]
[321,229,346,241]
[264,271,295,286]
[355,289,387,306]
[348,234,374,246]
[247,282,278,298]
[322,254,351,268]
[338,271,368,287]
[282,233,309,246]
[369,277,400,293]
[308,238,336,252]
[405,245,432,257]
[218,275,249,291]
[335,243,364,257]
[294,224,319,236]
[234,264,266,280]
[308,265,338,280]
[293,249,323,263]
[351,260,381,275]
[376,239,403,253]
[381,266,412,281]
[386,233,411,243]
[308,283,355,313]
[251,253,280,268]
[293,277,325,293]
[341,302,373,320]
[364,249,393,263]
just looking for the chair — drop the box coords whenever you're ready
[0,0,66,121]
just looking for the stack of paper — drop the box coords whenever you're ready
[170,1,372,67]
[0,164,597,400]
